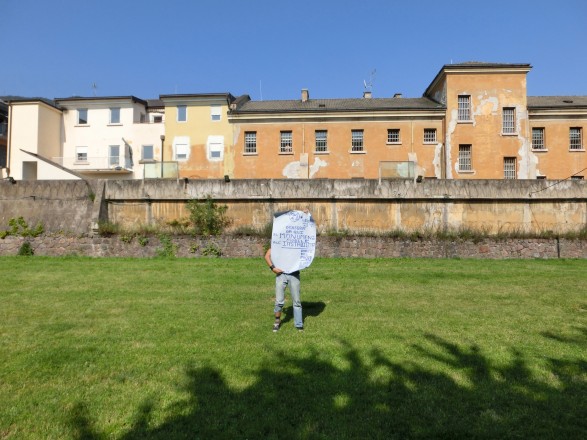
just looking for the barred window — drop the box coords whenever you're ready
[502,108,516,134]
[570,127,583,150]
[280,131,293,153]
[351,130,364,152]
[315,130,327,152]
[424,128,437,143]
[387,129,400,144]
[532,128,545,150]
[504,157,516,179]
[458,95,471,121]
[244,132,257,154]
[458,145,472,171]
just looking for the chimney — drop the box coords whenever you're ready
[393,93,403,98]
[301,89,309,102]
[363,91,372,99]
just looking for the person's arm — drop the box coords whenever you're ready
[264,248,283,274]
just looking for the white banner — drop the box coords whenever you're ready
[270,210,316,273]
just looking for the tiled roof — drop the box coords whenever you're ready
[527,96,587,108]
[232,97,444,113]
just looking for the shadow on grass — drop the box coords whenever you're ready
[281,301,326,326]
[69,329,587,440]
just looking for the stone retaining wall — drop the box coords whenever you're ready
[1,235,586,259]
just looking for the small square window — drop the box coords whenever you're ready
[142,145,154,161]
[387,129,400,144]
[76,146,88,162]
[424,128,437,143]
[175,144,188,160]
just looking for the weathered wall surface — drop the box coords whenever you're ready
[1,235,586,259]
[0,178,586,237]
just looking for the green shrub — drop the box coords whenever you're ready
[18,241,34,256]
[1,217,44,239]
[186,196,230,236]
[156,234,177,258]
[202,243,222,257]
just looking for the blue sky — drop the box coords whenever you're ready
[2,0,586,101]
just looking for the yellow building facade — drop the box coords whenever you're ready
[160,94,236,179]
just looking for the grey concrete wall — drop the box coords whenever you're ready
[0,179,586,236]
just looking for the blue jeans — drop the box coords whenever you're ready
[274,272,303,328]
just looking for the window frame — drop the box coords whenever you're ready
[502,107,516,135]
[77,108,88,125]
[423,128,437,144]
[210,105,221,122]
[315,130,328,153]
[458,144,472,172]
[177,105,187,122]
[141,145,154,162]
[351,129,364,152]
[244,131,257,154]
[109,145,120,167]
[532,127,545,150]
[570,127,583,151]
[109,107,121,125]
[174,143,189,161]
[457,95,472,122]
[75,146,88,162]
[386,129,401,144]
[504,157,516,179]
[280,131,293,154]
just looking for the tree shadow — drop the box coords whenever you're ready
[68,328,587,439]
[281,301,326,326]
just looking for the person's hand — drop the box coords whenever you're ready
[272,267,284,274]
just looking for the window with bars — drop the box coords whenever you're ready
[502,108,516,134]
[315,130,327,152]
[424,128,437,143]
[458,95,471,121]
[504,157,516,179]
[387,129,400,144]
[571,175,584,180]
[244,132,257,154]
[458,145,472,171]
[351,130,364,152]
[532,128,545,150]
[280,131,293,153]
[570,127,583,150]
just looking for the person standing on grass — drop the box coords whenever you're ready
[265,209,316,333]
[265,248,303,332]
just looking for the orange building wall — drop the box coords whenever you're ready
[444,71,530,179]
[230,117,444,180]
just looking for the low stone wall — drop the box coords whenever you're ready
[1,235,586,259]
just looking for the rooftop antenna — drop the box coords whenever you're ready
[91,82,98,96]
[363,69,376,92]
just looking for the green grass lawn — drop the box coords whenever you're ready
[0,256,586,439]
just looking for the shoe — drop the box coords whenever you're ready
[296,327,304,332]
[272,321,281,332]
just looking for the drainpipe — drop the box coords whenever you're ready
[160,134,165,178]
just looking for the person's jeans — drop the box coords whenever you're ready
[274,272,303,328]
